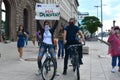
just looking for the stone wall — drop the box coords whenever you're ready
[0,0,37,41]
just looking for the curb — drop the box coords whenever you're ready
[97,38,109,46]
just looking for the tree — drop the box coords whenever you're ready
[81,16,102,37]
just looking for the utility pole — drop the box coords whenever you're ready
[113,20,116,27]
[94,5,100,35]
[94,5,100,17]
[100,0,103,40]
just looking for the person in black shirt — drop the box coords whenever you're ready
[63,18,85,75]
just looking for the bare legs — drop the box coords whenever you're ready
[18,47,24,60]
[32,40,35,46]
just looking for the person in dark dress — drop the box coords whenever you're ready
[17,25,27,61]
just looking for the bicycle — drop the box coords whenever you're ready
[41,48,57,80]
[67,43,85,80]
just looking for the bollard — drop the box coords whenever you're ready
[0,53,1,58]
[83,46,89,54]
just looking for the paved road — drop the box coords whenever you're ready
[0,41,120,80]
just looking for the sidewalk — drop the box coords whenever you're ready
[0,41,120,80]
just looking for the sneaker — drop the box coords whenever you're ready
[63,70,67,75]
[19,58,24,61]
[79,59,83,65]
[35,69,41,76]
[55,69,60,76]
[56,72,60,76]
[111,68,116,73]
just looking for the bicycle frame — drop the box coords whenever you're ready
[68,45,80,70]
[41,48,56,80]
[45,50,51,60]
[67,44,85,80]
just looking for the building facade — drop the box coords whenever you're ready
[0,0,79,41]
[0,0,36,41]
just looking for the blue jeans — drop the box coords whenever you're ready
[58,40,64,58]
[38,43,56,69]
[112,56,120,68]
[24,37,28,46]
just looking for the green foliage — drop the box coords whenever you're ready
[81,16,102,34]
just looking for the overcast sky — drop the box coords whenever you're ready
[78,0,120,32]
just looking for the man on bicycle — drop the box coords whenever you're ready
[63,18,85,75]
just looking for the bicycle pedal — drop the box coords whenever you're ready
[69,64,73,66]
[35,72,41,76]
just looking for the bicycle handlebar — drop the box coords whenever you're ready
[67,43,85,49]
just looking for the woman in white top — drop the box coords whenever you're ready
[37,20,58,70]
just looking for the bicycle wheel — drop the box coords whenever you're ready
[75,57,80,80]
[76,66,80,80]
[42,58,56,80]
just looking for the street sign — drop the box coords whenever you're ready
[78,12,89,20]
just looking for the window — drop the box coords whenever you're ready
[1,2,6,21]
[1,2,6,33]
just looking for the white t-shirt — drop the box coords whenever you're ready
[43,30,52,44]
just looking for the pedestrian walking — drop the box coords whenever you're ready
[24,30,29,47]
[57,25,64,59]
[107,26,120,73]
[63,18,85,75]
[36,20,59,74]
[17,25,27,61]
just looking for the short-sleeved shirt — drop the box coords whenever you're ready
[64,26,80,44]
[58,29,64,40]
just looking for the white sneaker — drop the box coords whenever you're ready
[19,58,24,61]
[35,70,41,76]
[56,72,60,76]
[111,68,116,73]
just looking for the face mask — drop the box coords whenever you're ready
[69,22,74,26]
[114,29,119,33]
[45,25,50,31]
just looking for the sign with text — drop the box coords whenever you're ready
[35,3,60,20]
[78,12,89,20]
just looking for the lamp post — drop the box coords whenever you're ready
[94,5,100,17]
[100,0,103,40]
[113,20,116,27]
[94,5,100,35]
